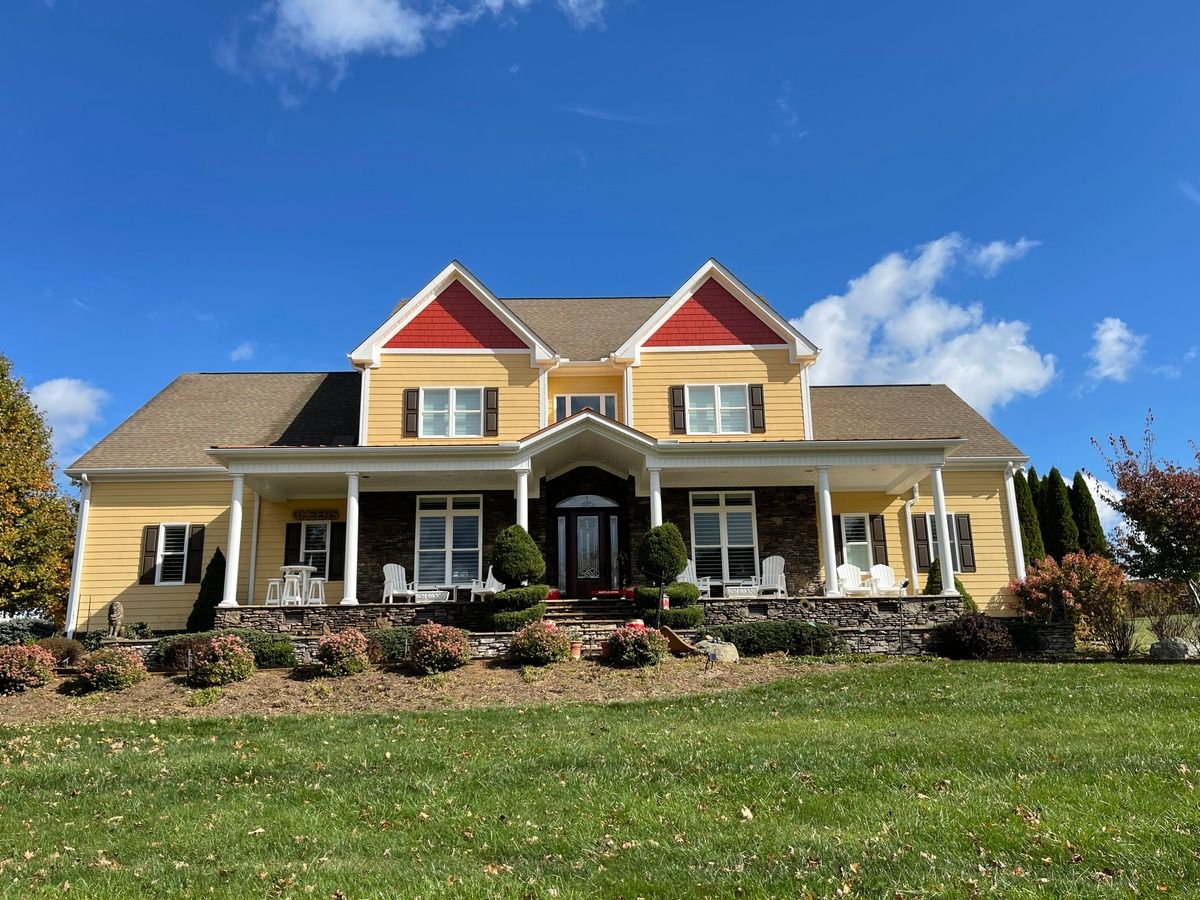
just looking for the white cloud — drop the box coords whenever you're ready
[557,104,650,125]
[230,341,258,362]
[791,233,1056,417]
[971,237,1040,277]
[1181,180,1200,207]
[770,80,810,146]
[556,0,605,28]
[29,378,109,461]
[1080,471,1122,535]
[1087,316,1146,383]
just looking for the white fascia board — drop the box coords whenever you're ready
[63,466,232,481]
[944,455,1030,470]
[518,410,658,456]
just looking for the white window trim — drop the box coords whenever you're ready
[839,513,874,569]
[684,384,750,435]
[155,522,190,586]
[418,387,485,439]
[554,393,618,422]
[688,491,760,583]
[414,494,483,588]
[300,521,331,580]
[926,512,962,574]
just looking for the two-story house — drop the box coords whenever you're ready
[63,259,1029,635]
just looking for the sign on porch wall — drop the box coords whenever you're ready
[291,509,340,521]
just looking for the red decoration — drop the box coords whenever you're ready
[385,281,526,350]
[645,278,785,347]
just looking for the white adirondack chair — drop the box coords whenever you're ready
[470,566,505,603]
[752,555,787,597]
[678,559,712,599]
[382,564,416,603]
[868,564,908,598]
[835,563,872,596]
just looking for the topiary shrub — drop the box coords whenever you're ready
[491,584,552,611]
[410,623,472,674]
[187,635,256,687]
[36,636,85,666]
[605,624,668,667]
[707,620,842,657]
[509,620,571,665]
[637,524,688,587]
[639,605,704,630]
[77,647,147,692]
[491,525,546,586]
[0,643,57,693]
[186,548,225,634]
[492,602,547,631]
[156,629,295,670]
[633,582,701,607]
[935,613,1014,660]
[923,559,973,606]
[316,629,371,677]
[369,627,417,665]
[0,617,55,646]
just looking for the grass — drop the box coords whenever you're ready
[2,660,1199,897]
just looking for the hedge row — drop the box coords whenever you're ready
[706,620,842,657]
[636,605,704,630]
[490,584,552,611]
[155,629,297,670]
[633,583,701,607]
[492,603,547,631]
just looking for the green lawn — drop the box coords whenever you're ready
[2,660,1199,897]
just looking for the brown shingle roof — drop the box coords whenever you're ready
[500,297,669,360]
[67,372,360,471]
[809,384,1025,459]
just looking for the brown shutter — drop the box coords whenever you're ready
[139,525,159,585]
[955,515,976,573]
[668,386,686,434]
[403,389,419,437]
[285,523,302,565]
[869,515,888,566]
[913,514,931,573]
[749,384,766,433]
[484,387,500,437]
[831,515,844,566]
[328,521,347,581]
[184,525,205,584]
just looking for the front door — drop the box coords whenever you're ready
[556,495,620,598]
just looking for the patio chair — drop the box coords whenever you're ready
[868,564,909,598]
[678,559,712,599]
[751,555,787,597]
[306,577,326,606]
[264,579,283,607]
[382,564,416,603]
[835,563,872,597]
[469,566,504,603]
[281,573,305,606]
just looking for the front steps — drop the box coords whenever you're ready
[542,598,639,628]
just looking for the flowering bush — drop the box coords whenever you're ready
[1012,552,1127,640]
[0,644,57,693]
[605,623,668,667]
[410,623,471,674]
[316,629,371,677]
[187,635,256,687]
[77,647,147,692]
[509,620,570,665]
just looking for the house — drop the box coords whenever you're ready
[63,259,1029,636]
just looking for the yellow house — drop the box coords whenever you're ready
[63,259,1029,635]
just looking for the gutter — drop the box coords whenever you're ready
[903,483,920,598]
[64,474,91,637]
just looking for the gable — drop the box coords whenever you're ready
[644,278,788,348]
[383,281,528,350]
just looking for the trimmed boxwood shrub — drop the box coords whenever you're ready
[637,524,688,585]
[0,643,57,693]
[491,525,546,586]
[633,582,701,607]
[707,620,842,657]
[369,627,417,664]
[0,617,55,646]
[492,603,547,631]
[636,605,704,630]
[410,623,472,674]
[77,647,147,692]
[509,620,571,665]
[316,629,371,677]
[187,635,256,687]
[936,613,1014,660]
[36,636,85,665]
[606,624,668,667]
[156,629,296,670]
[491,584,552,611]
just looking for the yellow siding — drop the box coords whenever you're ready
[547,373,624,422]
[252,498,347,603]
[366,353,540,445]
[631,349,806,440]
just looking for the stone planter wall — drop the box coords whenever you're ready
[1003,620,1076,657]
[213,602,492,636]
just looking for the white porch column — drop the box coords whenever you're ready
[930,464,959,596]
[648,467,663,527]
[340,472,360,605]
[515,467,530,530]
[817,466,840,596]
[1004,463,1027,581]
[220,474,244,607]
[64,475,92,637]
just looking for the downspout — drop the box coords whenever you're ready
[65,474,91,638]
[246,491,261,606]
[903,484,920,597]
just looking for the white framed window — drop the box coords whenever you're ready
[689,492,758,582]
[685,385,749,435]
[926,513,961,573]
[156,523,190,585]
[839,514,873,571]
[416,495,482,587]
[554,394,617,422]
[300,522,330,579]
[420,388,483,438]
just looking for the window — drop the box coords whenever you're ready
[926,513,961,573]
[685,385,749,434]
[554,394,617,422]
[420,388,483,438]
[690,492,758,582]
[839,514,873,570]
[416,495,482,587]
[300,522,330,579]
[156,524,190,585]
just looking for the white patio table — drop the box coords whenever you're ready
[279,564,318,604]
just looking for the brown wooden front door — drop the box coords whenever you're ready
[557,497,619,598]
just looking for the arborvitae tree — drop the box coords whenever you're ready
[1027,466,1042,514]
[921,558,975,609]
[186,548,225,633]
[1013,470,1046,565]
[491,525,546,586]
[1041,467,1081,562]
[1070,471,1110,557]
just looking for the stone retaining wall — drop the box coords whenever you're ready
[1003,620,1076,656]
[213,602,491,636]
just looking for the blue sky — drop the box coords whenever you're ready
[3,1,1198,519]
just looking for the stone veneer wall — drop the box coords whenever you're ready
[213,601,492,636]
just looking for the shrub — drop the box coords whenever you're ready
[509,620,571,665]
[1012,552,1127,649]
[0,617,55,646]
[186,548,225,633]
[633,582,701,607]
[491,584,552,611]
[77,647,147,692]
[492,602,547,631]
[0,644,56,693]
[491,525,546,586]
[80,631,105,651]
[369,627,417,664]
[185,687,222,708]
[706,620,842,657]
[936,613,1014,660]
[637,524,688,585]
[1134,582,1198,642]
[156,629,296,670]
[410,623,472,674]
[187,635,256,687]
[316,629,371,676]
[636,604,704,630]
[124,622,155,639]
[605,624,668,667]
[922,559,973,608]
[36,635,85,665]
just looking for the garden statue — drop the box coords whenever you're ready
[107,600,125,638]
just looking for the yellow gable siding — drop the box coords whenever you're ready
[547,373,624,422]
[252,498,347,603]
[631,349,805,440]
[366,353,540,445]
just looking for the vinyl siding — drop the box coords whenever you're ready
[366,353,540,445]
[252,498,347,603]
[631,349,806,440]
[547,374,625,423]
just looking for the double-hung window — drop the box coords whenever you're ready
[926,513,962,573]
[300,522,330,579]
[420,388,483,438]
[839,514,873,571]
[685,385,749,435]
[156,524,190,585]
[690,492,758,582]
[554,394,617,422]
[416,495,482,587]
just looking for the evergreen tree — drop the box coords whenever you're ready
[491,525,546,586]
[1027,467,1042,520]
[921,558,975,609]
[186,547,225,632]
[1013,470,1046,565]
[1070,471,1110,557]
[1041,467,1080,562]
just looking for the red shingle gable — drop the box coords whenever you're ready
[644,278,786,347]
[384,281,527,350]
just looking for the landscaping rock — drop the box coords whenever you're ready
[1148,638,1200,661]
[695,639,739,664]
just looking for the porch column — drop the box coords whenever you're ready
[930,463,959,595]
[220,474,244,607]
[340,472,360,605]
[648,467,663,527]
[515,467,530,530]
[1004,463,1027,581]
[817,466,840,596]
